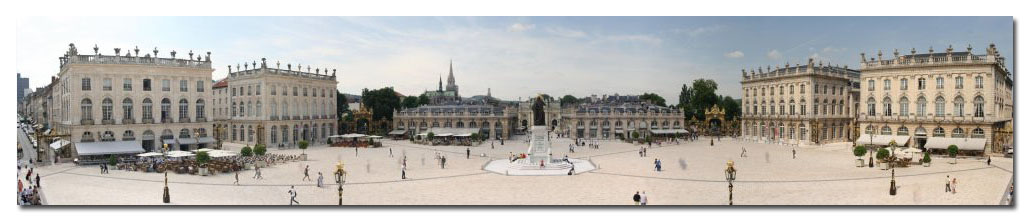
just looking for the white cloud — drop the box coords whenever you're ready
[724,50,745,58]
[605,34,662,45]
[767,49,783,60]
[507,23,535,32]
[545,26,587,38]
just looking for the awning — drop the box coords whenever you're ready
[367,135,383,139]
[924,137,986,151]
[454,133,473,137]
[136,152,163,157]
[196,137,216,144]
[340,134,367,138]
[50,139,70,150]
[178,138,198,145]
[162,139,177,146]
[435,133,453,137]
[388,130,407,135]
[75,140,144,156]
[614,129,624,134]
[855,135,911,146]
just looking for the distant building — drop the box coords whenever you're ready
[551,94,687,140]
[17,73,29,106]
[421,61,461,105]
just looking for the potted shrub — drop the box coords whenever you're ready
[427,132,435,146]
[853,145,868,167]
[240,145,254,169]
[631,131,640,143]
[108,155,119,168]
[254,144,268,168]
[298,140,309,161]
[922,151,932,167]
[876,148,891,170]
[470,133,480,145]
[947,144,959,164]
[196,151,211,176]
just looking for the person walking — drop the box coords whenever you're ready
[640,191,648,205]
[792,148,797,159]
[655,159,662,172]
[317,172,324,188]
[945,175,951,192]
[234,171,240,185]
[288,186,300,205]
[441,156,447,169]
[466,147,471,159]
[390,148,394,158]
[987,156,992,166]
[643,147,647,157]
[34,174,40,189]
[741,146,747,157]
[401,164,407,179]
[491,141,495,149]
[951,177,958,194]
[303,165,311,181]
[253,167,263,179]
[633,191,641,205]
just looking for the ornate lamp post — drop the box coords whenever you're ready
[162,143,171,203]
[724,160,737,205]
[334,161,347,205]
[889,168,897,196]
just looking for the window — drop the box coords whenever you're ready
[247,86,252,96]
[883,79,891,90]
[122,98,133,120]
[936,77,944,89]
[881,126,892,135]
[789,85,794,94]
[917,78,926,90]
[933,127,945,137]
[971,128,985,138]
[271,86,276,95]
[800,85,805,94]
[231,102,237,117]
[231,88,236,96]
[179,80,188,92]
[293,87,298,96]
[80,99,93,120]
[256,101,262,117]
[900,78,908,90]
[866,98,876,116]
[196,99,205,119]
[196,81,205,92]
[800,102,806,115]
[162,79,171,91]
[178,99,189,121]
[103,78,112,91]
[867,80,875,91]
[160,98,171,123]
[82,78,92,91]
[934,97,946,116]
[916,97,927,116]
[101,98,113,121]
[883,98,892,116]
[256,85,261,95]
[143,79,152,91]
[123,78,132,91]
[865,126,874,135]
[955,76,964,89]
[897,126,909,136]
[952,128,965,138]
[973,96,985,117]
[899,97,909,116]
[953,96,965,116]
[975,76,984,89]
[303,87,308,96]
[142,98,153,120]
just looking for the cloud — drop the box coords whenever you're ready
[724,50,744,58]
[545,26,587,38]
[507,23,535,32]
[821,46,847,53]
[605,34,662,45]
[766,49,783,60]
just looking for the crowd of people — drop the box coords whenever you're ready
[17,162,42,205]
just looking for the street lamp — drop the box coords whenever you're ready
[162,143,171,203]
[335,161,347,205]
[724,160,737,205]
[889,168,897,196]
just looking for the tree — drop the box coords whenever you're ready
[876,148,890,162]
[640,93,667,107]
[690,79,719,120]
[539,94,554,102]
[298,140,309,154]
[108,155,118,166]
[470,133,480,142]
[196,151,211,165]
[417,94,430,105]
[241,145,253,157]
[253,144,267,156]
[427,132,435,141]
[402,96,420,109]
[631,131,640,141]
[361,87,402,121]
[853,145,867,159]
[922,151,932,164]
[947,145,959,164]
[719,95,741,121]
[336,89,350,117]
[678,83,695,119]
[559,95,578,107]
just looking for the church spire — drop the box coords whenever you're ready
[438,74,443,91]
[446,59,456,87]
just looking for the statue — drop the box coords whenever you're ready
[532,96,545,126]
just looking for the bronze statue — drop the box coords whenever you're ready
[532,96,545,126]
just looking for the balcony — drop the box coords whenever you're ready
[122,118,135,124]
[142,118,154,124]
[101,119,115,125]
[195,117,207,122]
[270,116,279,121]
[282,116,290,120]
[161,118,174,124]
[179,118,191,123]
[80,119,94,125]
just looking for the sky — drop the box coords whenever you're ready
[16,17,1013,105]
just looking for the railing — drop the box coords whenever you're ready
[179,118,190,123]
[142,118,154,124]
[80,119,94,125]
[101,119,115,125]
[195,117,207,122]
[122,118,135,124]
[863,54,995,69]
[67,55,211,69]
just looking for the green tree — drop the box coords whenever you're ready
[402,96,420,109]
[253,144,267,156]
[876,148,890,161]
[196,151,211,165]
[640,93,667,107]
[539,94,554,102]
[559,95,578,107]
[922,151,932,164]
[418,94,430,105]
[298,140,309,154]
[108,155,118,166]
[690,79,719,120]
[336,89,350,121]
[361,87,402,121]
[947,145,959,164]
[719,95,741,120]
[240,145,253,157]
[678,83,695,119]
[853,145,867,159]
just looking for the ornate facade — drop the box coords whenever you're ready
[857,44,1012,153]
[49,44,214,153]
[553,95,688,140]
[740,58,861,146]
[393,105,516,140]
[214,58,339,148]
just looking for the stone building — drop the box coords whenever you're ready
[740,58,861,146]
[420,61,461,105]
[856,44,1013,154]
[215,58,339,147]
[49,44,215,155]
[393,104,516,140]
[555,95,688,140]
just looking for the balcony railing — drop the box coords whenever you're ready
[101,119,115,125]
[80,119,94,125]
[195,117,207,122]
[142,118,154,124]
[122,118,135,124]
[179,118,190,123]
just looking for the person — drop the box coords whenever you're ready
[491,141,495,149]
[303,165,311,181]
[655,158,662,172]
[441,156,446,169]
[951,177,958,194]
[945,175,951,192]
[987,156,992,166]
[639,147,644,157]
[569,143,574,153]
[254,167,263,179]
[234,171,240,185]
[466,147,471,159]
[540,160,545,169]
[633,191,641,205]
[640,191,648,205]
[741,146,747,157]
[643,147,647,157]
[390,148,394,158]
[288,186,300,205]
[401,164,407,179]
[355,147,359,157]
[710,139,714,146]
[792,148,797,159]
[317,172,324,188]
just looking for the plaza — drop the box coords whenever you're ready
[21,134,1012,205]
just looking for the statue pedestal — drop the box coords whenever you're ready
[527,126,551,164]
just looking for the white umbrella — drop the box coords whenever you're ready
[136,152,163,157]
[195,148,216,152]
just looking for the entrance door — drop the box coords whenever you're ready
[142,139,154,152]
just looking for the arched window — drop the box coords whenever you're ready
[865,126,873,134]
[952,128,965,138]
[101,98,113,121]
[971,128,985,138]
[882,97,892,116]
[122,98,133,121]
[899,97,909,116]
[935,96,946,116]
[161,98,171,123]
[897,126,909,136]
[881,126,892,135]
[101,131,115,142]
[866,98,876,116]
[142,98,153,121]
[80,98,93,121]
[196,99,205,120]
[973,96,985,117]
[933,127,945,137]
[953,96,965,116]
[180,128,192,139]
[916,96,927,116]
[178,99,189,121]
[122,130,135,141]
